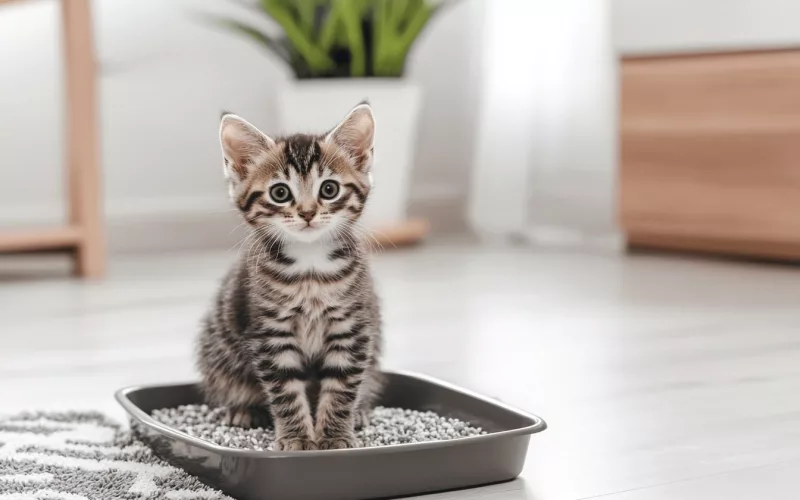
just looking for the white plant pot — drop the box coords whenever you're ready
[276,79,421,229]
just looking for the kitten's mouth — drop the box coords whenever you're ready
[295,223,327,235]
[287,223,328,242]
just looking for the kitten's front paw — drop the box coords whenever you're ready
[274,436,317,451]
[318,434,358,450]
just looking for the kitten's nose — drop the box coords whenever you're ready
[298,210,316,223]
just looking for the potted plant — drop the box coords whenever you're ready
[210,0,453,238]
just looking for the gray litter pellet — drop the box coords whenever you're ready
[151,405,486,451]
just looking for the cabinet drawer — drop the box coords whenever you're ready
[623,50,800,122]
[621,130,800,243]
[620,49,800,252]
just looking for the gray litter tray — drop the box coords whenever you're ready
[116,371,546,500]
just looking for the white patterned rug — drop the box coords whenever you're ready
[0,411,232,500]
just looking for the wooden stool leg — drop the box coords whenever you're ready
[62,0,105,277]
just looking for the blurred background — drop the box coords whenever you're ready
[3,1,800,499]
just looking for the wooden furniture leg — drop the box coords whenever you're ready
[62,0,104,277]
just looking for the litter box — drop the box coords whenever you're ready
[116,371,547,500]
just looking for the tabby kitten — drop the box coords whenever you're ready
[197,103,383,451]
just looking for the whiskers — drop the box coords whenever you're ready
[228,224,284,273]
[334,220,389,253]
[249,226,284,271]
[228,225,263,252]
[228,219,250,235]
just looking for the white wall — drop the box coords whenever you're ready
[0,0,479,250]
[614,0,800,55]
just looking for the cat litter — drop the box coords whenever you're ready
[151,404,486,451]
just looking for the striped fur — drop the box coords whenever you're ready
[197,104,382,451]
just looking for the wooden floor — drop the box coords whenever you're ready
[2,242,800,499]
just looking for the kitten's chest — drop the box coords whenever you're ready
[294,313,327,359]
[281,240,342,275]
[281,242,339,358]
[273,241,354,358]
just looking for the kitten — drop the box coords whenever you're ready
[197,103,383,451]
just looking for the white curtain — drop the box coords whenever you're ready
[469,0,617,242]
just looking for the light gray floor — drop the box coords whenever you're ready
[2,242,800,499]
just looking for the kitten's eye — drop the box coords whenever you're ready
[319,180,340,200]
[269,183,292,204]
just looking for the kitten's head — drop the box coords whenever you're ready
[219,103,374,243]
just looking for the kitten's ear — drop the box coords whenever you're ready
[325,102,375,171]
[219,114,276,182]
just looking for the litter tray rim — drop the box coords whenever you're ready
[116,369,547,459]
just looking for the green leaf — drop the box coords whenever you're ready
[402,0,422,25]
[373,0,391,75]
[294,0,317,39]
[383,0,433,74]
[318,3,341,51]
[396,0,433,49]
[337,0,367,77]
[260,0,335,72]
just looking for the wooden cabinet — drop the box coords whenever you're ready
[620,49,800,260]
